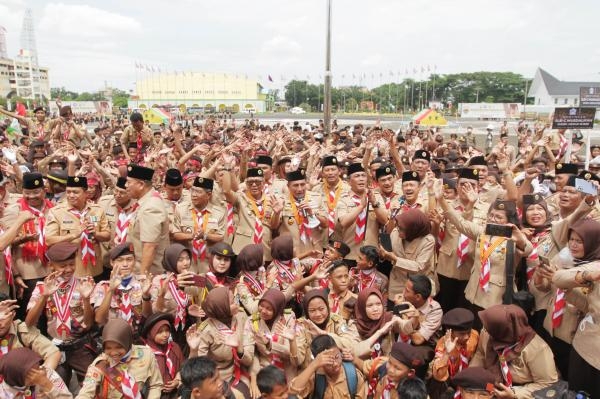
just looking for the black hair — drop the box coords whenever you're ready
[130,112,144,123]
[0,293,9,302]
[398,377,427,399]
[179,356,217,399]
[310,334,337,357]
[359,245,379,266]
[256,365,287,395]
[329,259,349,273]
[408,274,432,299]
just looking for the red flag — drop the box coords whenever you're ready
[16,102,26,117]
[268,75,273,82]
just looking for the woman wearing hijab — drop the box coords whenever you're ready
[151,243,200,347]
[298,289,359,369]
[140,313,185,399]
[553,218,600,398]
[185,286,254,399]
[379,208,437,304]
[0,347,72,399]
[234,243,266,315]
[266,235,304,303]
[470,304,558,398]
[437,194,533,319]
[77,318,163,399]
[246,289,306,397]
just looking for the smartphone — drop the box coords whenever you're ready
[191,274,207,288]
[392,303,411,316]
[538,255,551,266]
[485,223,513,238]
[575,178,598,195]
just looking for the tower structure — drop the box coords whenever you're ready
[0,26,7,59]
[15,8,42,100]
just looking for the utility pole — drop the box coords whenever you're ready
[323,0,333,135]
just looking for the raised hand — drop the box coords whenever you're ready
[77,277,95,299]
[187,304,205,318]
[42,272,62,297]
[140,273,153,295]
[186,324,202,349]
[444,329,458,354]
[109,265,123,292]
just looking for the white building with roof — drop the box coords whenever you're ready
[528,68,599,108]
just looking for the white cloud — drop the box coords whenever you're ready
[38,3,141,38]
[361,54,383,67]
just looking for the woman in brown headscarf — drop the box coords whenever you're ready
[266,234,305,312]
[185,286,254,399]
[352,287,402,360]
[77,318,164,399]
[245,289,306,394]
[0,347,71,398]
[553,218,600,398]
[379,208,437,301]
[235,243,266,314]
[470,304,558,398]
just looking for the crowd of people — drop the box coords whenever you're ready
[0,103,598,399]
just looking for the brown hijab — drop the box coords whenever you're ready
[354,288,393,339]
[102,318,134,352]
[236,244,264,271]
[569,219,600,262]
[162,243,191,273]
[302,289,330,330]
[259,289,286,328]
[395,208,431,241]
[271,234,294,261]
[478,304,536,370]
[202,286,233,326]
[0,347,42,387]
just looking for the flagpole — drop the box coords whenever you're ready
[323,0,333,135]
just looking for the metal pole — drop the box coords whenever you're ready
[323,0,332,135]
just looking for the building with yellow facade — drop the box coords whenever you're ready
[128,72,268,113]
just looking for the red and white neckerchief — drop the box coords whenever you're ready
[266,332,285,369]
[401,202,421,212]
[557,133,569,160]
[324,181,342,236]
[330,292,340,314]
[456,234,470,267]
[290,194,311,244]
[0,228,13,285]
[216,323,245,387]
[399,333,412,344]
[353,195,367,243]
[206,272,228,287]
[119,365,142,399]
[451,349,470,399]
[246,193,265,244]
[382,378,397,399]
[114,203,139,245]
[498,345,514,387]
[226,203,235,235]
[191,209,209,262]
[552,288,566,328]
[273,259,295,286]
[17,198,52,263]
[53,278,76,338]
[526,231,549,284]
[357,269,376,291]
[167,279,188,331]
[152,341,176,378]
[118,288,133,324]
[478,236,505,292]
[383,194,393,210]
[242,271,264,296]
[68,208,95,268]
[136,131,143,154]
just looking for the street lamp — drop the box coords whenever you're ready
[323,0,332,135]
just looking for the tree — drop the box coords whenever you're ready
[111,89,130,108]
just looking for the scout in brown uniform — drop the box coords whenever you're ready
[0,293,61,369]
[92,243,152,332]
[98,177,138,267]
[544,162,578,221]
[336,163,385,261]
[25,242,97,384]
[120,112,154,162]
[350,246,389,300]
[324,260,357,320]
[222,168,276,262]
[253,155,286,197]
[466,155,517,204]
[77,318,163,399]
[451,367,498,399]
[0,204,35,297]
[411,150,434,209]
[45,169,68,206]
[272,169,327,257]
[162,168,191,239]
[312,156,350,240]
[397,171,428,216]
[4,172,54,318]
[372,166,402,234]
[173,176,226,274]
[179,356,246,399]
[126,164,170,275]
[45,176,111,278]
[51,105,90,147]
[235,244,267,315]
[0,105,54,140]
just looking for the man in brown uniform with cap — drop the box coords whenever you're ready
[162,168,191,239]
[46,176,111,279]
[125,164,169,275]
[173,176,226,274]
[312,155,350,241]
[25,242,97,385]
[545,162,578,220]
[3,172,54,319]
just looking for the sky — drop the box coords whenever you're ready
[1,0,599,93]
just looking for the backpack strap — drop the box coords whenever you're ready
[312,373,326,399]
[342,361,358,399]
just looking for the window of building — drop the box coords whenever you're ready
[554,98,558,104]
[564,98,568,105]
[574,98,578,105]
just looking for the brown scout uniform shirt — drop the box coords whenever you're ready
[335,191,380,261]
[230,191,274,262]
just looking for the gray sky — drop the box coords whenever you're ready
[1,0,599,93]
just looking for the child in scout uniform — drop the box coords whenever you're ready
[179,356,245,399]
[289,334,367,399]
[235,244,266,315]
[350,245,389,302]
[324,260,357,321]
[266,235,304,305]
[0,293,61,370]
[92,242,153,334]
[353,342,426,399]
[77,318,163,399]
[140,313,185,399]
[451,367,498,399]
[246,289,305,384]
[0,347,72,399]
[256,365,290,399]
[172,176,226,275]
[25,242,97,385]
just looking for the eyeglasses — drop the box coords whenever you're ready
[246,180,263,186]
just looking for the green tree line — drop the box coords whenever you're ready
[284,72,532,113]
[50,87,131,108]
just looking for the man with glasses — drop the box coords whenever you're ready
[222,167,279,262]
[545,162,578,220]
[173,176,225,274]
